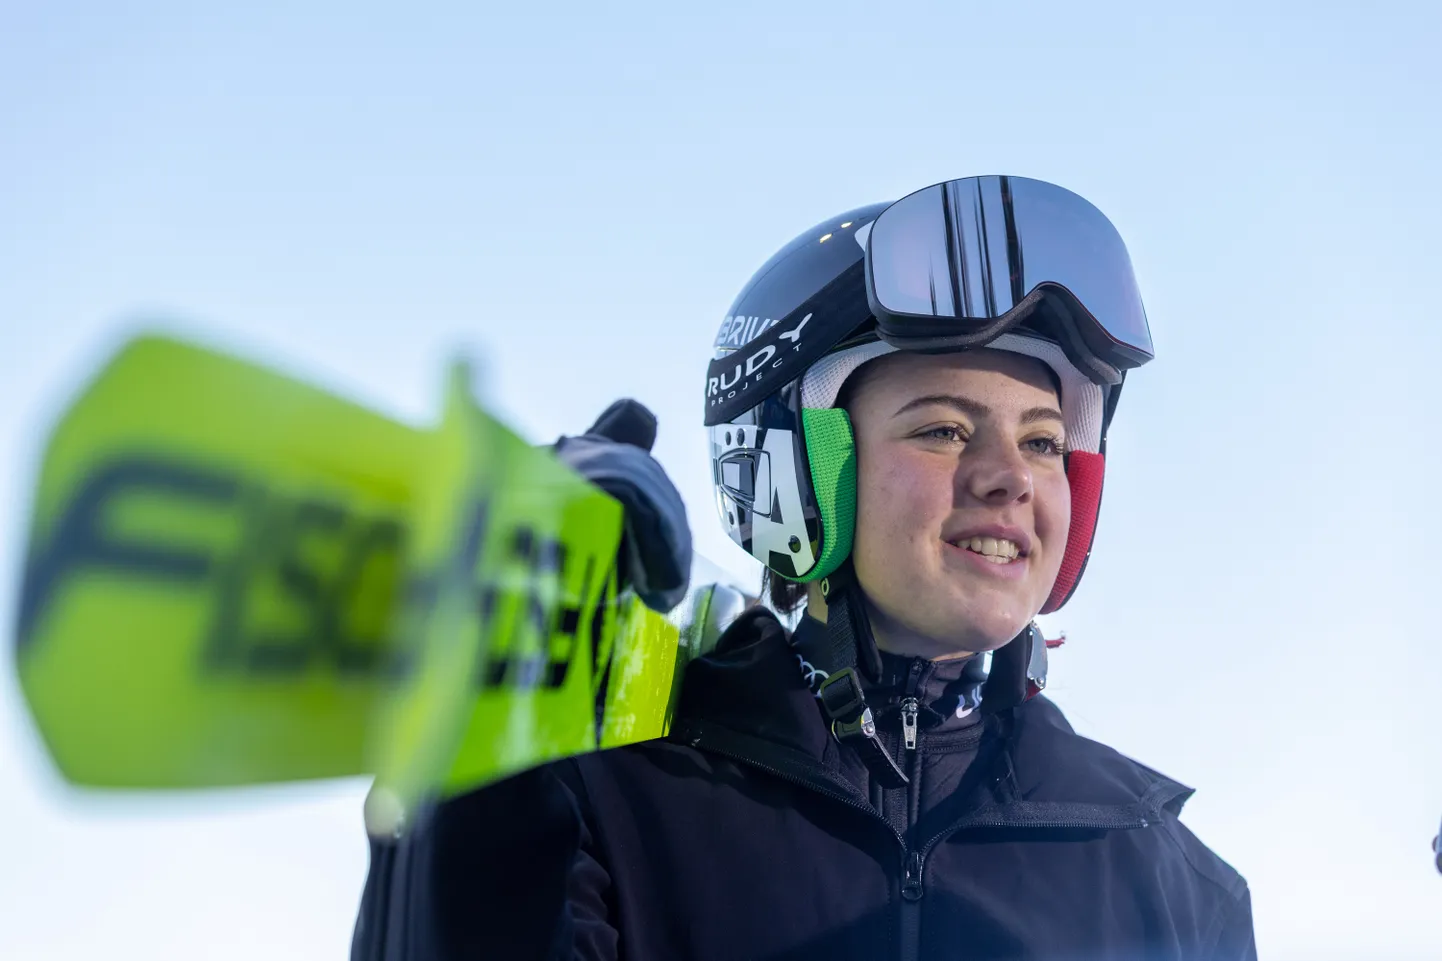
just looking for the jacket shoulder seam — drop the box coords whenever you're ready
[1152,813,1250,945]
[1154,815,1247,898]
[1151,816,1250,952]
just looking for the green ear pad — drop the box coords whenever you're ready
[794,407,857,583]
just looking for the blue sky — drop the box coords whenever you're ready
[2,2,1440,957]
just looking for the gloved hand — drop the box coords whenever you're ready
[553,399,692,613]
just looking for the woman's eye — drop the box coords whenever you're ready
[1024,436,1065,456]
[917,428,1063,454]
[922,426,966,443]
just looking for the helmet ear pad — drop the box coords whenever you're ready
[792,410,1105,614]
[1041,451,1104,614]
[793,407,858,584]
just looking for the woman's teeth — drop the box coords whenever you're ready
[959,536,1021,564]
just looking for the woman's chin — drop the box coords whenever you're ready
[875,613,1026,660]
[936,590,1038,649]
[866,581,1040,658]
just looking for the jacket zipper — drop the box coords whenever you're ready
[900,698,919,751]
[901,846,924,959]
[897,659,926,959]
[899,738,923,961]
[901,659,925,753]
[694,732,930,960]
[893,809,1152,961]
[908,810,1154,897]
[901,849,924,900]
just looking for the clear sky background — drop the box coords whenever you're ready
[2,2,1440,958]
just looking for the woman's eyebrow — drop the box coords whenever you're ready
[892,394,1064,426]
[1020,406,1065,426]
[893,394,989,419]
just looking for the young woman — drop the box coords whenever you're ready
[353,177,1257,960]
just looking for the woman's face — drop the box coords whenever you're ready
[846,349,1071,659]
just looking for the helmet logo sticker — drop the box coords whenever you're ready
[715,315,780,349]
[778,312,812,344]
[710,424,815,574]
[706,313,812,412]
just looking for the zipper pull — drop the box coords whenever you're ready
[902,850,924,901]
[901,697,919,751]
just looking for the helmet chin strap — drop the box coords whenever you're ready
[814,564,908,789]
[811,562,1049,788]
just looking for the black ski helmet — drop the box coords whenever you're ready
[704,177,1152,613]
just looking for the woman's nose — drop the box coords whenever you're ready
[959,437,1033,505]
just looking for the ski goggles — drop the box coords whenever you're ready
[862,176,1154,383]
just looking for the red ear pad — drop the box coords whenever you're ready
[1040,451,1104,615]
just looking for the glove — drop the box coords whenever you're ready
[553,399,692,613]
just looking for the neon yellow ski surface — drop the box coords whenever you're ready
[364,363,627,824]
[16,335,422,787]
[14,332,707,822]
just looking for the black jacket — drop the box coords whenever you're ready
[353,607,1256,961]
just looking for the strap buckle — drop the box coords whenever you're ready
[818,668,908,789]
[817,667,866,723]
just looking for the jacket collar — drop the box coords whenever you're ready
[673,607,1195,822]
[790,613,987,736]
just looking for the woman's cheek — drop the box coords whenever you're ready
[1037,470,1072,572]
[868,463,928,538]
[856,458,912,558]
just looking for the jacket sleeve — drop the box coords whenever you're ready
[1208,884,1257,961]
[351,763,618,961]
